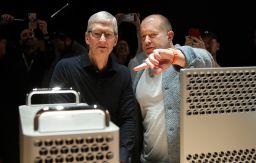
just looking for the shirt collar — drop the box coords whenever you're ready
[81,52,119,73]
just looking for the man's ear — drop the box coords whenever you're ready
[167,30,174,41]
[113,36,118,46]
[85,32,89,45]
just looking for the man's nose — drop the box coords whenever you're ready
[99,34,107,41]
[145,35,151,44]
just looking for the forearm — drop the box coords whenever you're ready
[177,46,214,68]
[172,49,186,68]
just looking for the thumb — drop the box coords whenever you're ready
[133,62,148,71]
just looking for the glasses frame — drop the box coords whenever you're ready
[88,30,116,40]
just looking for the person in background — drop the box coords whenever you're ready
[201,31,220,67]
[49,11,137,163]
[128,50,146,82]
[12,17,55,104]
[130,14,214,163]
[42,31,87,88]
[185,29,221,67]
[0,32,27,163]
[50,31,87,59]
[118,13,148,80]
[114,13,142,66]
[0,13,24,46]
[18,26,53,90]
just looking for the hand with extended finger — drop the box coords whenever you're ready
[133,48,183,75]
[0,14,14,24]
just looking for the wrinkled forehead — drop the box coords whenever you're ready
[141,18,162,31]
[90,21,115,31]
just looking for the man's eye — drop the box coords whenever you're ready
[105,34,111,37]
[94,32,101,36]
[149,34,157,38]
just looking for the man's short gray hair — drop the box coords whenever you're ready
[86,11,118,35]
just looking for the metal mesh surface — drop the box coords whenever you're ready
[180,67,256,163]
[33,133,116,163]
[19,104,119,163]
[184,68,256,116]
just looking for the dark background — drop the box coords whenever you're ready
[1,0,255,66]
[1,2,255,162]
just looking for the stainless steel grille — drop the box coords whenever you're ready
[184,68,256,116]
[180,67,256,163]
[32,133,116,163]
[19,104,119,163]
[186,148,256,163]
[19,89,119,163]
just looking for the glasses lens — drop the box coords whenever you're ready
[90,31,115,39]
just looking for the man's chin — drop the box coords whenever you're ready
[98,48,108,53]
[146,49,154,55]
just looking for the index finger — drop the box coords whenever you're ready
[133,62,148,71]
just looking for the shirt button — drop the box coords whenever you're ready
[168,106,172,110]
[170,127,174,131]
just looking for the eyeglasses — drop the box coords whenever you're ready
[88,30,116,39]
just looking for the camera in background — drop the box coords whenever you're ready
[28,12,37,31]
[121,13,135,22]
[188,28,201,38]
